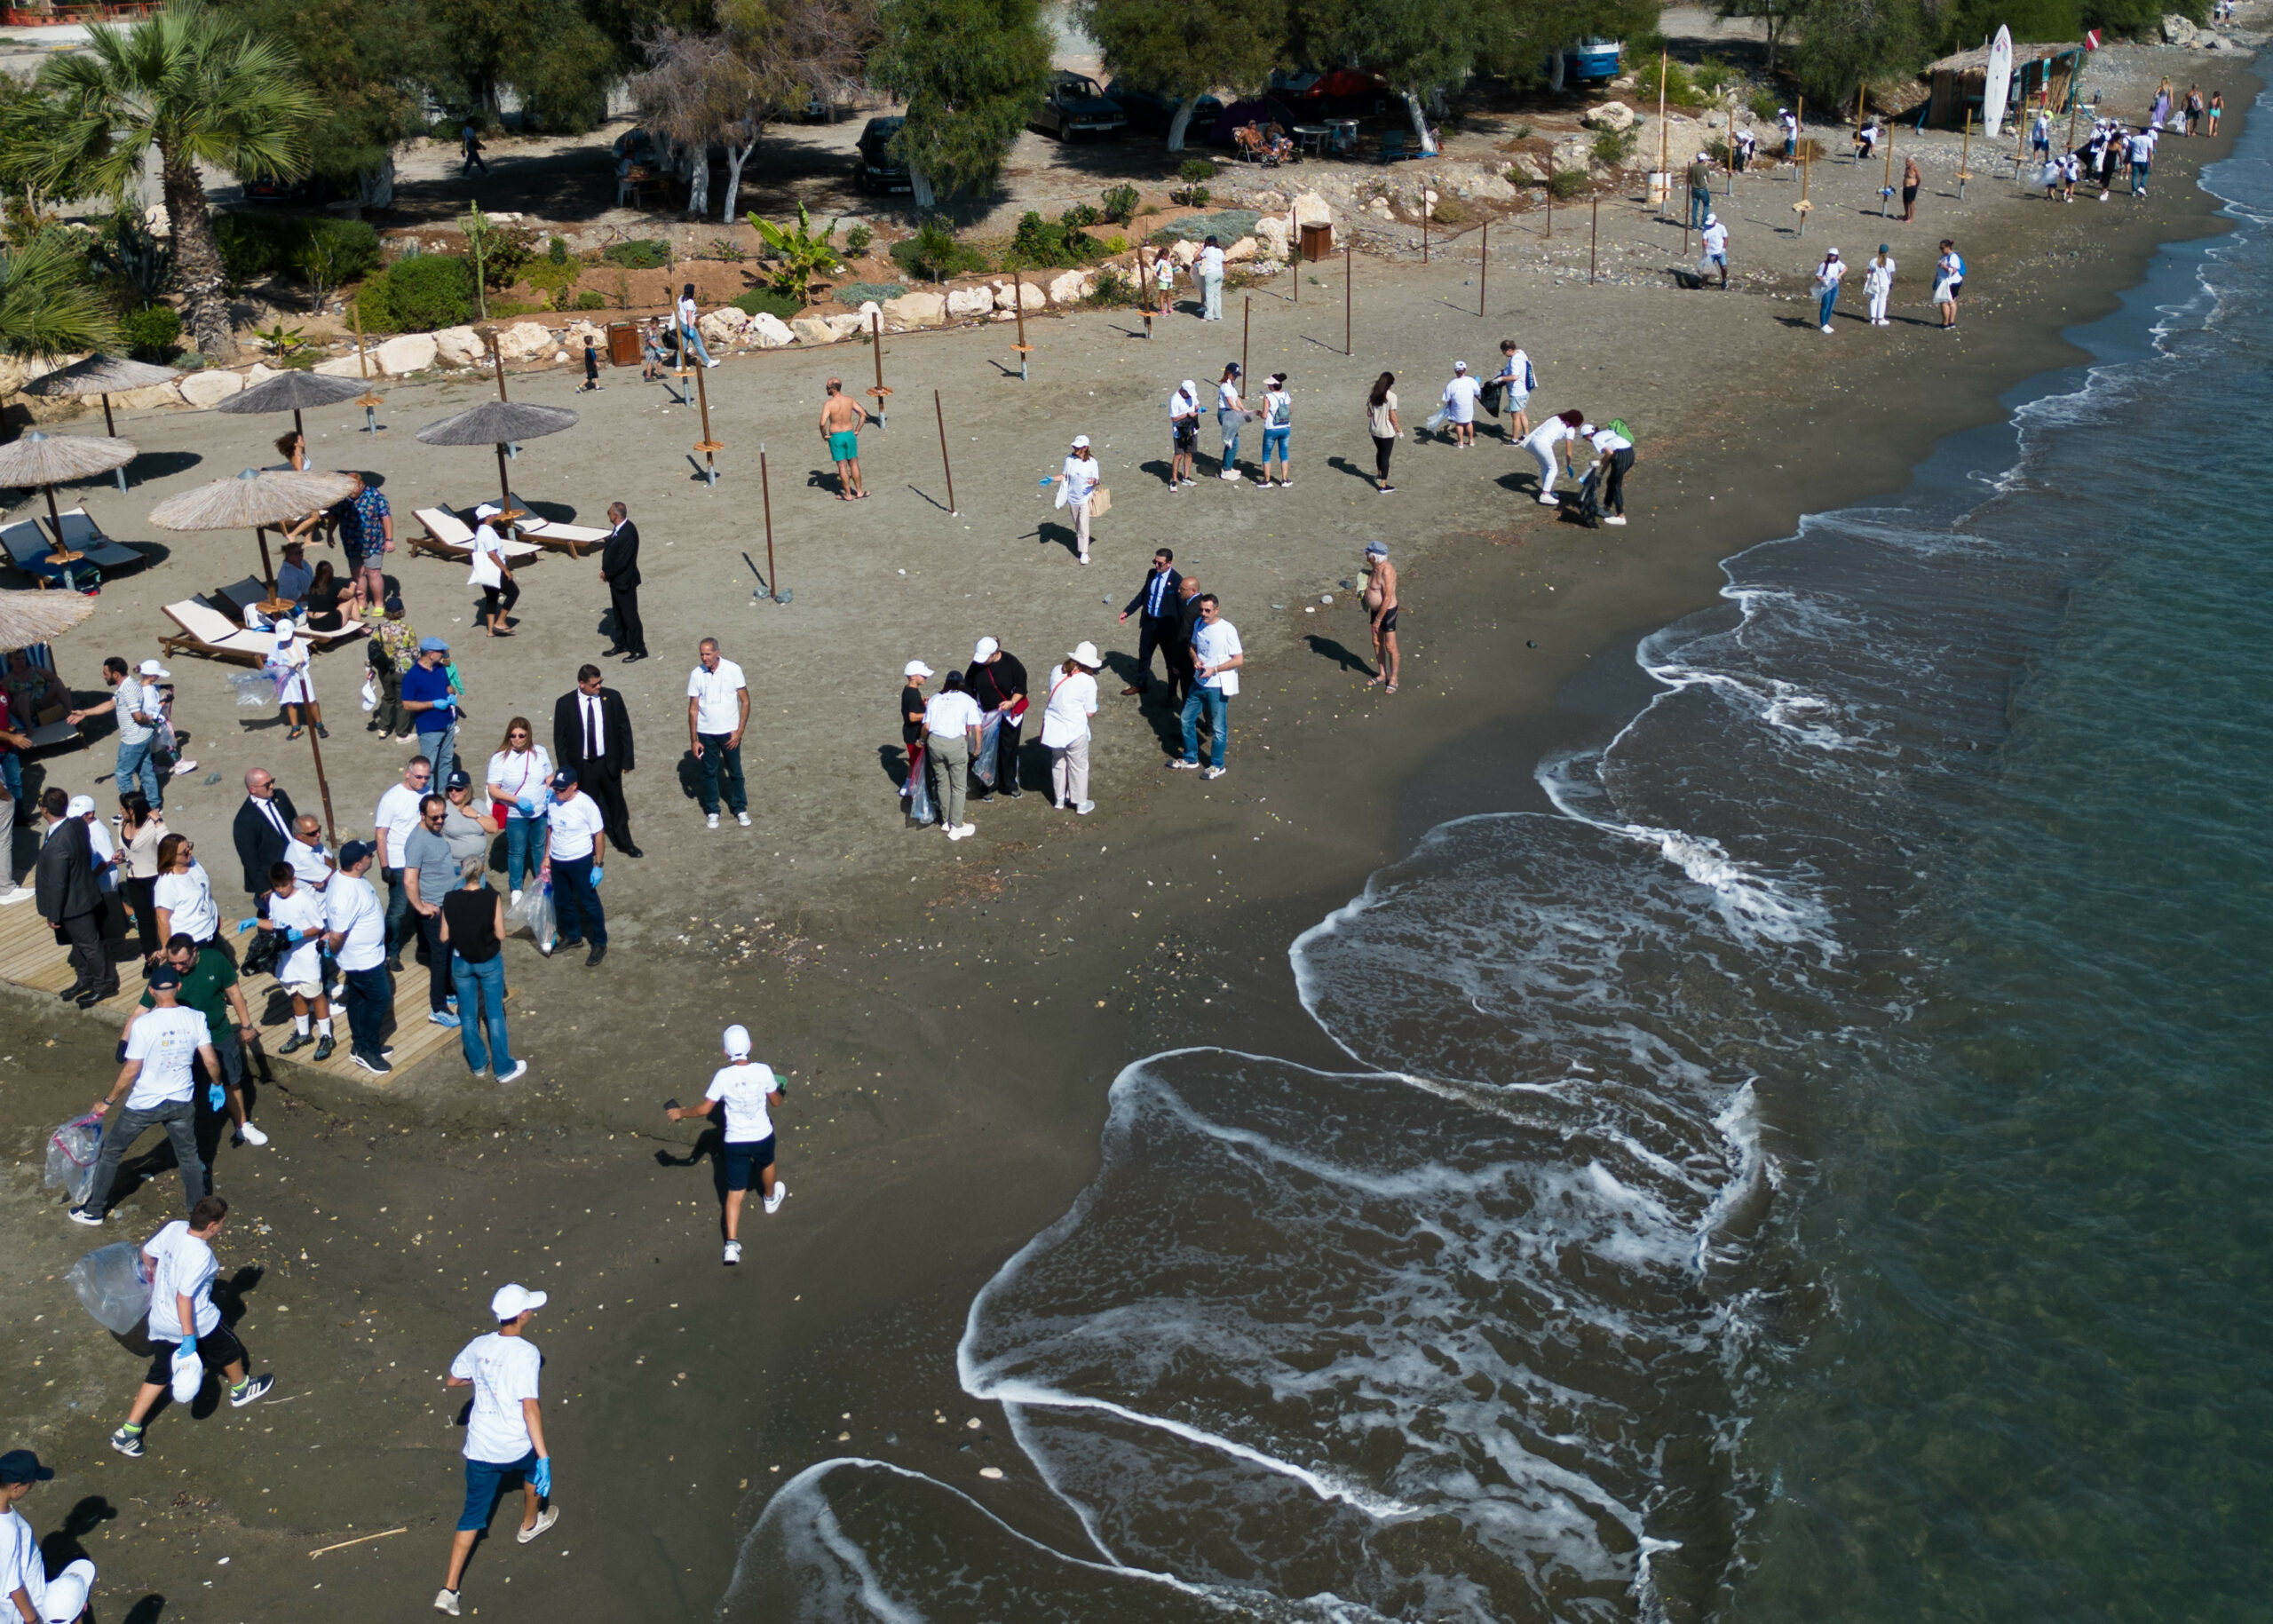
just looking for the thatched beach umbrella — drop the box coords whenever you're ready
[214,368,373,440]
[0,586,97,653]
[416,400,577,529]
[147,465,360,607]
[0,432,138,570]
[20,357,177,487]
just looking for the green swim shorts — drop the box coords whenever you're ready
[829,430,860,462]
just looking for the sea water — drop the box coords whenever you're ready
[726,99,2273,1622]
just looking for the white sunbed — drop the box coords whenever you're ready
[160,599,276,666]
[412,507,543,564]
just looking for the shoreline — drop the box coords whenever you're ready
[0,46,2257,1619]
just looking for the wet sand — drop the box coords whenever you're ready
[0,49,2253,1619]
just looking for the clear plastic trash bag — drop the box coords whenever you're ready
[44,1113,103,1207]
[66,1241,150,1335]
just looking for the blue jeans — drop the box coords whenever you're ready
[417,723,457,792]
[1262,424,1290,465]
[695,733,745,815]
[342,962,392,1060]
[1689,187,1709,227]
[503,817,543,894]
[2131,161,2149,192]
[1179,685,1228,769]
[0,750,20,802]
[679,321,714,365]
[1818,284,1839,327]
[1217,410,1239,471]
[115,735,162,807]
[552,854,605,947]
[451,952,514,1073]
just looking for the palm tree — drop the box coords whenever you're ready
[14,4,319,362]
[0,233,117,360]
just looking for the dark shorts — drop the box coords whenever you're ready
[1373,605,1399,635]
[459,1449,541,1530]
[1903,185,1919,203]
[1173,422,1198,450]
[145,1323,245,1387]
[724,1134,777,1190]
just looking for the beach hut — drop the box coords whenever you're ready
[1927,41,2087,129]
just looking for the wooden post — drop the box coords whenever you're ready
[1589,195,1599,283]
[1422,192,1430,262]
[1883,123,1896,217]
[867,310,891,427]
[1658,47,1669,217]
[1856,83,1865,155]
[1798,148,1810,235]
[1327,242,1345,354]
[934,389,957,515]
[1478,218,1487,315]
[1241,296,1249,387]
[2066,67,2081,151]
[1141,245,1155,336]
[759,443,778,599]
[1545,184,1552,242]
[304,714,340,849]
[1959,107,1973,199]
[254,524,277,602]
[692,358,721,486]
[1011,275,1031,380]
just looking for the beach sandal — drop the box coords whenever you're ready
[1385,683,1398,693]
[286,726,305,741]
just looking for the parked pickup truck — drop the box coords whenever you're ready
[1034,72,1128,139]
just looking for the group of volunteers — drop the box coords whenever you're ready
[1810,239,1967,332]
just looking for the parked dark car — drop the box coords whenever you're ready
[853,115,912,193]
[1106,85,1225,140]
[1034,72,1127,139]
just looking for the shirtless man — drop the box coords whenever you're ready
[818,378,867,501]
[1362,541,1399,693]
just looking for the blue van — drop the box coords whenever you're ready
[1548,38,1623,86]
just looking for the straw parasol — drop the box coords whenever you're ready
[214,369,374,440]
[147,465,360,607]
[20,354,178,442]
[416,400,577,526]
[0,587,96,654]
[0,432,139,564]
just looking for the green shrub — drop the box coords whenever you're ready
[1635,56,1706,109]
[1061,202,1101,229]
[836,281,906,305]
[1591,125,1639,166]
[730,288,801,320]
[1749,89,1781,123]
[574,289,606,310]
[843,223,875,257]
[1006,209,1107,270]
[1083,266,1132,305]
[357,252,473,332]
[708,236,748,263]
[889,219,986,280]
[1178,156,1218,183]
[1548,168,1591,200]
[1693,57,1737,95]
[213,214,379,289]
[1100,182,1139,225]
[118,304,181,360]
[600,238,670,269]
[524,257,582,296]
[548,236,569,264]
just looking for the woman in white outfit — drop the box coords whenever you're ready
[484,717,553,905]
[1056,435,1101,565]
[1493,341,1534,440]
[1864,245,1897,326]
[1522,409,1588,505]
[270,621,321,740]
[1041,642,1102,814]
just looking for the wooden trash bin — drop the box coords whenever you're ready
[606,321,641,367]
[1298,221,1334,262]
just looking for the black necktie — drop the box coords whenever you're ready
[584,696,598,761]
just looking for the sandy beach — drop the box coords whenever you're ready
[0,37,2256,1619]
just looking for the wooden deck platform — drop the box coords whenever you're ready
[0,891,503,1085]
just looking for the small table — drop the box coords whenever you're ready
[1327,119,1359,156]
[1293,123,1328,155]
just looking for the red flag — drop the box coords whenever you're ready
[2085,28,2101,47]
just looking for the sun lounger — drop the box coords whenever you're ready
[43,509,148,574]
[411,507,543,565]
[508,495,609,556]
[209,576,367,649]
[159,599,276,666]
[2,519,53,572]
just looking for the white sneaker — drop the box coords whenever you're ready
[434,1589,462,1617]
[1074,800,1095,814]
[723,1240,742,1264]
[516,1506,558,1544]
[1821,324,1833,333]
[1604,515,1628,526]
[1536,493,1560,505]
[1202,765,1227,780]
[704,358,720,368]
[510,889,523,907]
[706,812,720,829]
[0,886,33,907]
[735,811,751,828]
[237,1121,270,1147]
[944,825,965,841]
[497,1059,528,1084]
[764,1183,788,1216]
[1169,758,1200,771]
[1221,470,1241,481]
[954,822,976,837]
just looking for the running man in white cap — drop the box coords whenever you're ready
[666,1025,787,1264]
[1440,361,1483,448]
[435,1283,554,1616]
[1056,436,1100,566]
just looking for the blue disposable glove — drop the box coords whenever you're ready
[207,1082,225,1112]
[517,798,535,818]
[179,1334,196,1355]
[532,1457,551,1497]
[590,866,604,888]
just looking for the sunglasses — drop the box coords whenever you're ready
[510,732,529,739]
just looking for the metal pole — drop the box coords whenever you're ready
[1589,196,1599,283]
[103,392,124,491]
[759,443,778,599]
[1883,124,1896,218]
[1422,193,1429,262]
[1012,275,1031,379]
[934,389,957,515]
[1546,185,1552,242]
[693,359,720,487]
[1343,243,1352,357]
[1479,218,1487,315]
[1960,108,1973,200]
[305,714,339,849]
[1241,297,1249,387]
[867,311,891,427]
[1658,48,1669,218]
[353,305,383,434]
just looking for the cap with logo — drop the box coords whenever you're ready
[491,1283,548,1320]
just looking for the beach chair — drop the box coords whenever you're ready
[507,495,609,557]
[43,509,148,574]
[159,599,276,667]
[1377,131,1409,164]
[210,576,271,622]
[411,506,543,565]
[1,520,54,574]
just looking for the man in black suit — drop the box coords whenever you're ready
[598,501,647,662]
[1116,547,1184,700]
[36,788,115,1004]
[553,664,640,856]
[1168,573,1204,705]
[232,767,298,903]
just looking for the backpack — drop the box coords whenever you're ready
[1606,418,1635,456]
[1525,358,1537,392]
[1269,392,1291,427]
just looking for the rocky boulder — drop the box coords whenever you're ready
[748,312,797,349]
[1168,239,1200,268]
[945,285,994,320]
[993,279,1049,313]
[1255,217,1290,259]
[376,333,440,376]
[2161,12,2197,41]
[825,312,870,339]
[789,316,841,345]
[178,369,243,407]
[1582,100,1638,133]
[881,291,946,329]
[1047,269,1096,304]
[1224,235,1258,262]
[109,380,182,411]
[435,325,485,366]
[698,308,749,348]
[495,322,555,362]
[1290,189,1334,230]
[312,356,365,377]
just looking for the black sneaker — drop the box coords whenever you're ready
[277,1031,312,1056]
[108,1427,144,1458]
[312,1034,336,1063]
[352,1050,393,1075]
[585,943,607,968]
[558,937,585,952]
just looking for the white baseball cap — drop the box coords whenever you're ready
[974,637,999,661]
[490,1283,547,1320]
[273,621,296,641]
[1069,434,1089,448]
[138,659,169,678]
[723,1023,751,1058]
[66,795,96,819]
[473,502,502,519]
[1453,360,1468,372]
[1068,640,1101,668]
[903,660,932,679]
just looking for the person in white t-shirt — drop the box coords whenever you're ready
[1214,362,1246,480]
[1813,248,1846,332]
[1167,382,1200,488]
[540,769,608,965]
[375,756,435,968]
[324,841,394,1075]
[258,863,334,1061]
[1040,642,1102,813]
[149,833,218,947]
[1054,435,1101,565]
[1864,244,1897,325]
[109,1195,272,1458]
[1699,213,1730,289]
[666,1023,788,1264]
[1439,361,1484,448]
[1174,595,1242,779]
[0,1450,94,1624]
[436,1284,554,1616]
[72,963,216,1227]
[1493,341,1534,439]
[922,673,984,838]
[685,638,749,830]
[1197,234,1226,321]
[468,506,519,638]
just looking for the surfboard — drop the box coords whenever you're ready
[1983,26,2015,140]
